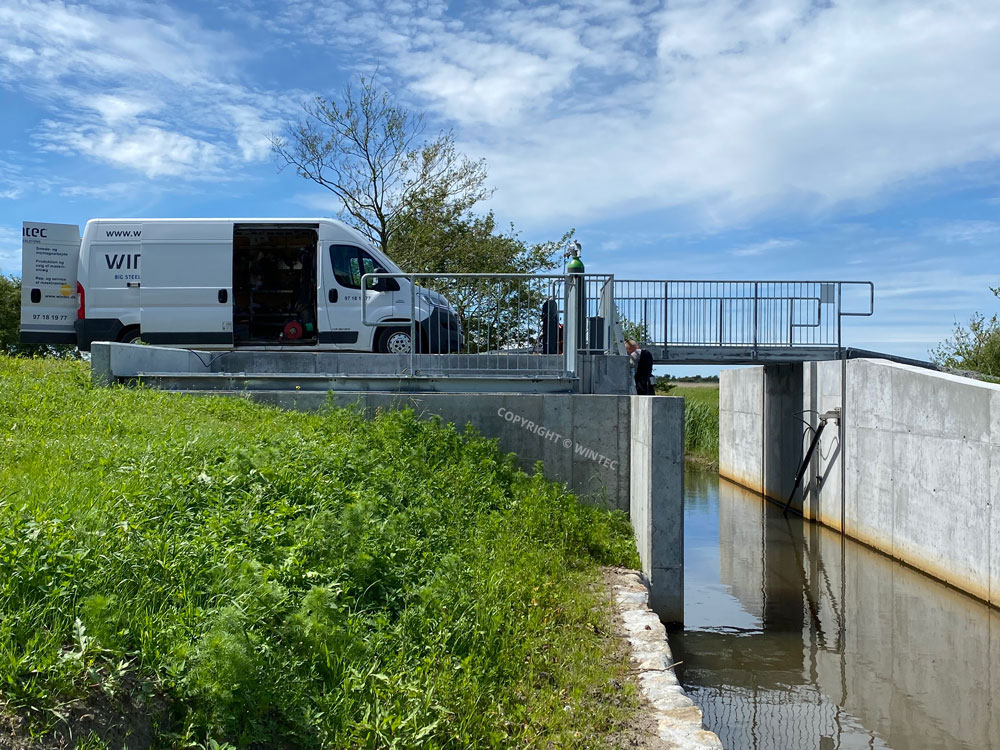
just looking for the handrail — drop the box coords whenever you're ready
[838,281,875,317]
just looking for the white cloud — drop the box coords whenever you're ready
[4,0,1000,235]
[729,238,799,257]
[266,0,1000,227]
[293,191,345,215]
[37,121,223,178]
[60,182,148,199]
[0,0,295,183]
[925,220,1000,245]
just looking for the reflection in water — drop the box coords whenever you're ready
[670,470,1000,750]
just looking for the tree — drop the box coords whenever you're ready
[619,317,650,345]
[0,274,21,354]
[271,72,489,255]
[390,186,565,275]
[930,287,1000,379]
[390,188,570,351]
[273,73,576,353]
[0,275,78,358]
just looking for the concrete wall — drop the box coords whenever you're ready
[801,359,844,527]
[839,359,1000,605]
[721,357,1000,607]
[718,368,763,493]
[630,396,685,623]
[762,363,804,503]
[91,342,631,395]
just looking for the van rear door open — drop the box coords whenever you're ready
[139,221,234,347]
[20,222,81,345]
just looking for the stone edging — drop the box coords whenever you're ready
[608,568,723,750]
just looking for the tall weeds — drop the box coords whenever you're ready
[0,357,638,748]
[684,399,720,468]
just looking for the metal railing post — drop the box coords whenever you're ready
[663,284,669,347]
[837,283,842,349]
[565,274,579,376]
[410,279,416,373]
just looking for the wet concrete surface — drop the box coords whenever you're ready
[668,469,1000,750]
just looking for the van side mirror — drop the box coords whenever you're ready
[365,277,399,292]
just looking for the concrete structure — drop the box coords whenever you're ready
[631,396,685,621]
[90,342,631,395]
[91,344,687,622]
[720,358,1000,607]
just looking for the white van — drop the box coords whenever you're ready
[20,218,460,353]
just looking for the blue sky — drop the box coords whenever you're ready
[2,0,999,367]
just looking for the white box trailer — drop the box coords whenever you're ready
[20,218,460,353]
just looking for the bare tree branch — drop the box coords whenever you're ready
[271,71,486,254]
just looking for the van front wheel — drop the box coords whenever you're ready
[118,326,143,345]
[377,327,414,354]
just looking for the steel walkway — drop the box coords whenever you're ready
[603,279,874,364]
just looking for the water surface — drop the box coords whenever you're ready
[670,469,1000,750]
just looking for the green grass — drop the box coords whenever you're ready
[656,385,719,468]
[0,357,639,748]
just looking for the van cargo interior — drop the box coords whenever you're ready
[233,224,318,345]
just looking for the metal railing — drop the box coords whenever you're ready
[359,273,875,376]
[612,280,874,349]
[360,272,617,377]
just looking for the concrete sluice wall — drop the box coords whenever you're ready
[719,358,1000,607]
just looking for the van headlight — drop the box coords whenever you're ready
[419,290,452,311]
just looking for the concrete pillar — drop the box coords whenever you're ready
[630,396,685,624]
[90,341,113,386]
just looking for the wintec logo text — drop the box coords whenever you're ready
[105,230,141,238]
[23,227,47,238]
[105,254,141,270]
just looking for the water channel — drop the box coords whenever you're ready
[669,469,1000,750]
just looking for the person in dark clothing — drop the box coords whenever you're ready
[626,339,655,395]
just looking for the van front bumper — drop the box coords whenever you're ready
[422,308,462,353]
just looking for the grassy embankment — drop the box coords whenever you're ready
[657,384,719,469]
[0,357,640,749]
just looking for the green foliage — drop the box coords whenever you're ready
[0,274,78,358]
[0,357,638,748]
[656,385,719,467]
[391,188,570,351]
[272,70,574,344]
[390,188,563,277]
[0,274,19,353]
[683,399,720,467]
[618,317,648,346]
[931,287,1000,379]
